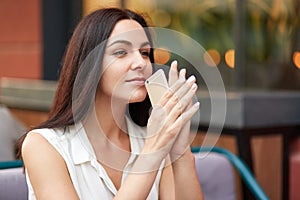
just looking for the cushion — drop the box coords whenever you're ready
[0,167,28,200]
[194,152,236,200]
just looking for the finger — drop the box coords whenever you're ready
[147,106,168,137]
[175,102,200,127]
[179,67,186,78]
[168,81,198,119]
[157,87,175,107]
[173,75,196,101]
[177,83,198,111]
[158,71,192,109]
[164,101,200,136]
[163,75,196,113]
[158,75,185,107]
[169,70,186,93]
[169,60,178,86]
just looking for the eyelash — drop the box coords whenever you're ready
[140,49,150,57]
[112,49,150,58]
[113,50,127,57]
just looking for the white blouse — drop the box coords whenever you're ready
[26,117,163,200]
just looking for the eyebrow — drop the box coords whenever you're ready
[107,40,151,48]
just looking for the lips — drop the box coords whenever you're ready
[126,77,146,86]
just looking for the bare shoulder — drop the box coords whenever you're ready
[22,132,65,171]
[22,131,48,150]
[22,131,56,160]
[22,131,79,199]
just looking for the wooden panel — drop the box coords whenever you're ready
[0,0,41,42]
[9,108,48,129]
[0,44,41,78]
[252,135,282,200]
[0,0,42,79]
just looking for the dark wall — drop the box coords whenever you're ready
[42,0,82,80]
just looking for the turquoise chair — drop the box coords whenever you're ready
[191,146,269,200]
[1,149,268,199]
[0,160,23,169]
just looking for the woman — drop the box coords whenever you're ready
[19,8,203,199]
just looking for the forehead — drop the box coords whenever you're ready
[108,19,149,44]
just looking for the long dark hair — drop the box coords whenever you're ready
[17,8,153,156]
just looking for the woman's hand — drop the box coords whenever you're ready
[143,60,199,162]
[168,60,199,160]
[137,61,202,200]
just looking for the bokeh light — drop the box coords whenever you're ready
[154,48,171,65]
[225,49,235,68]
[293,51,300,69]
[203,49,221,67]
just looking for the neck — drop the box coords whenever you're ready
[91,92,127,140]
[83,92,131,169]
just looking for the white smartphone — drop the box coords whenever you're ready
[145,69,169,106]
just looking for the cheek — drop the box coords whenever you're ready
[101,55,125,83]
[99,67,125,95]
[145,64,153,79]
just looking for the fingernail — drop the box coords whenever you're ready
[171,60,177,69]
[180,68,186,75]
[187,75,195,83]
[191,83,197,90]
[194,102,200,107]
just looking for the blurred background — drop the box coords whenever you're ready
[0,0,299,90]
[0,0,299,200]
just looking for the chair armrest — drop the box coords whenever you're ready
[0,160,23,169]
[192,146,269,200]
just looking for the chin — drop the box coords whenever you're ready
[128,90,147,103]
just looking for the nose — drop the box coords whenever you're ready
[131,50,147,70]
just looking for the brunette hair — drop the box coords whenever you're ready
[17,8,153,156]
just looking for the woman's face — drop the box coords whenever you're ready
[99,19,152,103]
